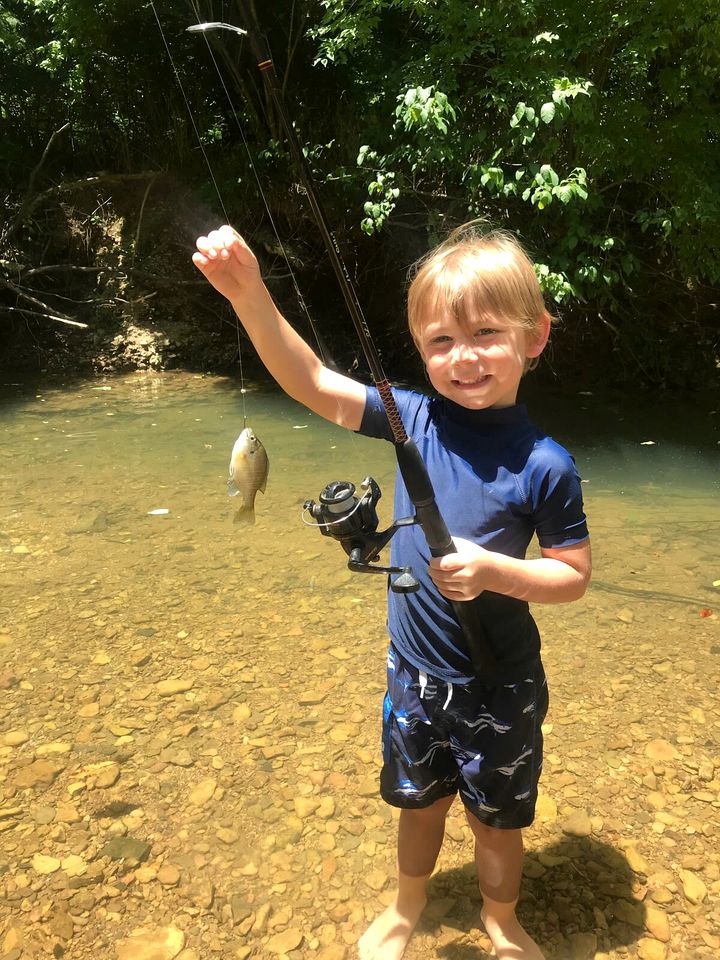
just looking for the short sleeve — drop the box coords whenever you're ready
[529,441,589,548]
[357,385,430,442]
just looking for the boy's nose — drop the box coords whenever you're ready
[453,341,477,362]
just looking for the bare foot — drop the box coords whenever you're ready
[358,894,426,960]
[481,908,545,960]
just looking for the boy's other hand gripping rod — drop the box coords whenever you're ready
[189,15,499,677]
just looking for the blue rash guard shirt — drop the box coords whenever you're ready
[358,386,589,683]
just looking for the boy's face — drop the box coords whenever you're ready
[417,311,549,409]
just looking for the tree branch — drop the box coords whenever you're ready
[0,277,88,329]
[7,122,71,239]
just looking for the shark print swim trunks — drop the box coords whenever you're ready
[380,645,549,829]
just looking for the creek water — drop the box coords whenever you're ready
[1,371,719,960]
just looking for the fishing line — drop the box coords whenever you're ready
[149,0,248,426]
[232,6,500,676]
[186,3,330,370]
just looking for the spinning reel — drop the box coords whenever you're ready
[304,477,420,593]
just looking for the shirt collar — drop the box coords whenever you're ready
[434,397,530,429]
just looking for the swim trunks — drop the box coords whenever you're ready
[380,646,548,829]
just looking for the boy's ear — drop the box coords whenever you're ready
[525,311,552,358]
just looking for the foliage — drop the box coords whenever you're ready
[1,0,719,387]
[305,0,720,385]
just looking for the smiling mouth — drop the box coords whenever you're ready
[452,375,490,387]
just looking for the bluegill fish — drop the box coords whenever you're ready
[227,427,269,524]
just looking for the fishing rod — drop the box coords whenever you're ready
[189,12,498,677]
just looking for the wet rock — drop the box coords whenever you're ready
[157,863,181,886]
[644,739,679,762]
[568,931,597,959]
[14,759,60,789]
[679,868,707,904]
[611,898,645,927]
[97,836,151,864]
[267,928,303,954]
[625,845,649,874]
[95,762,121,787]
[645,903,670,941]
[637,938,667,960]
[188,778,217,807]
[157,679,194,697]
[115,925,185,960]
[32,853,61,874]
[4,730,29,746]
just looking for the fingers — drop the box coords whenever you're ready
[196,225,242,261]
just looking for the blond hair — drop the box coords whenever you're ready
[407,222,553,371]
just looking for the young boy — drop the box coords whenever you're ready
[193,223,591,960]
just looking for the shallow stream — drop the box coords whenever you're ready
[1,372,719,960]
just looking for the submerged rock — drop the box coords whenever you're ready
[115,926,185,960]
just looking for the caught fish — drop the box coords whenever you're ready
[227,426,269,525]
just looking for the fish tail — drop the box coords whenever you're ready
[233,505,256,525]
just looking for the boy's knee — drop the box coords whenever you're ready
[464,809,520,842]
[407,794,455,821]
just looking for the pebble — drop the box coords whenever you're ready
[3,731,29,747]
[14,759,59,788]
[95,762,121,787]
[115,925,185,960]
[637,938,667,960]
[98,836,151,863]
[188,778,217,807]
[645,903,670,942]
[266,928,303,954]
[2,374,719,960]
[157,679,194,697]
[644,739,680,761]
[157,864,181,886]
[679,868,707,904]
[32,853,61,874]
[561,810,592,837]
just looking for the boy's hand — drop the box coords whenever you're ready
[193,225,264,304]
[428,537,498,600]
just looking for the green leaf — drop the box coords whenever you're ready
[540,102,556,124]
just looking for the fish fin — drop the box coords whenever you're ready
[259,462,269,494]
[227,478,241,497]
[233,505,255,525]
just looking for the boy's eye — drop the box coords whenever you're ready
[474,327,498,337]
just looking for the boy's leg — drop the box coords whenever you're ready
[359,793,455,960]
[465,815,545,960]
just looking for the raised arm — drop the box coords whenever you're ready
[193,226,366,431]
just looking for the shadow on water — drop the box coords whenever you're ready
[426,839,644,959]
